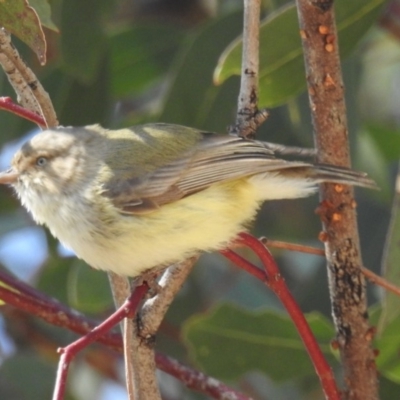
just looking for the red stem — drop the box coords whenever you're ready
[0,96,47,127]
[222,233,340,400]
[0,272,122,349]
[52,283,148,400]
[0,271,251,400]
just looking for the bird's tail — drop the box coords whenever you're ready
[311,164,378,189]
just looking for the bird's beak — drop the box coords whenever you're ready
[0,168,19,184]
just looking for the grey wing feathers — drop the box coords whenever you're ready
[108,134,309,214]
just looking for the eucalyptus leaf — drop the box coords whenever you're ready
[60,0,108,84]
[0,0,46,63]
[214,0,386,107]
[0,352,55,400]
[160,11,243,131]
[365,124,400,161]
[67,260,113,314]
[183,303,336,381]
[110,25,184,97]
[29,0,58,32]
[36,256,73,305]
[377,316,400,383]
[378,176,400,331]
[380,376,400,400]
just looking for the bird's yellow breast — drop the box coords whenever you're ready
[70,178,261,276]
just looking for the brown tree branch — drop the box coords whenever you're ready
[108,261,197,400]
[140,258,197,336]
[125,259,197,400]
[295,0,378,398]
[107,272,138,400]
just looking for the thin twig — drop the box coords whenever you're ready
[260,238,325,256]
[229,0,268,138]
[295,0,378,398]
[261,238,400,298]
[361,267,400,297]
[140,258,197,336]
[0,29,58,128]
[128,259,197,400]
[262,142,317,158]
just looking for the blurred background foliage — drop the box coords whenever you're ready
[0,0,399,399]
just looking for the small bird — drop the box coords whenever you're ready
[0,123,376,277]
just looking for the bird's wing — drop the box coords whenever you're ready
[103,129,309,214]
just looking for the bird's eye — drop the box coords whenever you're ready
[36,156,47,167]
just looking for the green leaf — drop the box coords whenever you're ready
[110,25,184,98]
[183,303,336,381]
[378,173,400,331]
[215,0,385,108]
[60,0,108,84]
[377,316,400,383]
[380,376,400,400]
[67,260,113,314]
[0,352,55,400]
[354,131,391,205]
[0,0,46,63]
[36,256,73,305]
[29,0,58,32]
[365,124,400,162]
[159,11,243,131]
[54,59,111,126]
